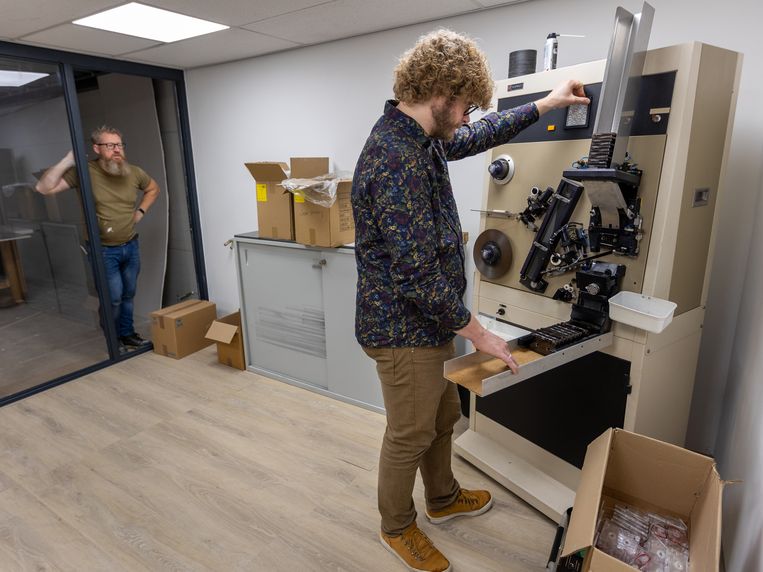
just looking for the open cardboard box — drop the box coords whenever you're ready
[205,311,245,370]
[294,180,354,247]
[290,157,355,248]
[562,428,723,571]
[244,161,294,240]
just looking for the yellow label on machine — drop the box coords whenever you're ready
[294,194,305,203]
[256,184,268,202]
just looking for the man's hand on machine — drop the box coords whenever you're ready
[456,316,519,374]
[534,79,590,116]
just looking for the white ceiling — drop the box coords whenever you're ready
[0,0,530,69]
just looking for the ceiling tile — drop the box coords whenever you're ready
[0,0,123,39]
[123,28,301,69]
[243,0,483,45]
[0,0,537,68]
[472,0,529,6]
[141,0,334,26]
[20,24,160,56]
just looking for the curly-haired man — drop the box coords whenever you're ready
[352,29,588,572]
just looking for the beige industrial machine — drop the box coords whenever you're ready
[446,5,741,521]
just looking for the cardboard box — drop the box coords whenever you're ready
[291,157,355,247]
[562,428,723,572]
[150,299,217,359]
[205,311,245,370]
[289,157,354,247]
[244,162,294,240]
[290,157,330,179]
[294,179,354,248]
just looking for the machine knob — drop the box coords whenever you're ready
[488,154,515,185]
[480,241,501,265]
[489,159,509,179]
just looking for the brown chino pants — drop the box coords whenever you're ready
[364,341,462,535]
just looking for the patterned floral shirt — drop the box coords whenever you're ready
[352,100,539,348]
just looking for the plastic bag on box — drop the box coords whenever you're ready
[281,172,350,208]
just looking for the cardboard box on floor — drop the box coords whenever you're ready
[205,311,245,370]
[291,157,355,248]
[244,162,294,240]
[150,300,217,359]
[561,428,723,571]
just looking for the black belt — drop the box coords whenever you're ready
[104,234,138,247]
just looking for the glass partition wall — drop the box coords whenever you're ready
[0,44,206,405]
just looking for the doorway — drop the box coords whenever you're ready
[0,44,206,404]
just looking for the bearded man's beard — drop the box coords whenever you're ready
[429,101,460,141]
[100,158,131,176]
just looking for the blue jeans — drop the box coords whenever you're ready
[102,236,140,338]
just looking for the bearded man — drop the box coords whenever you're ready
[352,29,588,572]
[36,125,159,350]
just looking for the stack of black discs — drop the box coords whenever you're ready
[588,132,617,167]
[508,49,537,78]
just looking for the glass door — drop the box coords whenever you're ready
[0,56,109,398]
[71,70,204,343]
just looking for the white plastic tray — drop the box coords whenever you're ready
[608,291,677,333]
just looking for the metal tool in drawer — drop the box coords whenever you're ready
[519,321,593,355]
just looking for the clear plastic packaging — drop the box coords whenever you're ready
[613,504,650,541]
[281,172,350,208]
[594,504,690,571]
[596,519,640,564]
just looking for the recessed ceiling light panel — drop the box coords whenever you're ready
[73,2,229,43]
[0,71,49,87]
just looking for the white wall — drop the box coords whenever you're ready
[714,180,763,570]
[186,0,763,565]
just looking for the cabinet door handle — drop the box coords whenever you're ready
[312,259,327,269]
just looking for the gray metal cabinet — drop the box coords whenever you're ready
[235,235,383,412]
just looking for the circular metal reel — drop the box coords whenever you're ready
[473,228,512,279]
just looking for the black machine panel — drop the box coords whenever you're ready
[475,351,631,468]
[629,71,676,137]
[497,83,602,143]
[496,71,676,143]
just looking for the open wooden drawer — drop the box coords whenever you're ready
[444,332,614,396]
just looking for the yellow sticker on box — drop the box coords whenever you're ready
[256,184,267,202]
[294,194,305,203]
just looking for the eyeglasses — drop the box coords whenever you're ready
[95,142,125,150]
[463,104,479,116]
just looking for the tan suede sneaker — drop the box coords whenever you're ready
[425,488,493,524]
[380,522,452,572]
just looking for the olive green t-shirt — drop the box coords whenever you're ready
[63,160,151,246]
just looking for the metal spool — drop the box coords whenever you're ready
[508,49,537,78]
[473,229,512,279]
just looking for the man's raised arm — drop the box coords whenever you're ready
[35,150,75,195]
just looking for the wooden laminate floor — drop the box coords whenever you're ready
[0,347,556,571]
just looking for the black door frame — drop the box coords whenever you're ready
[0,40,208,406]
